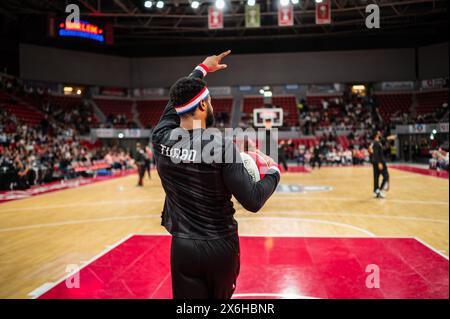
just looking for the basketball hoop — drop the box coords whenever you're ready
[253,108,283,128]
[262,110,275,130]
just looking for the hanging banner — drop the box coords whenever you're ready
[208,6,223,29]
[278,5,294,27]
[246,4,261,28]
[316,0,331,25]
[104,22,114,45]
[48,16,56,38]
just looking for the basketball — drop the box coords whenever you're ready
[241,151,270,182]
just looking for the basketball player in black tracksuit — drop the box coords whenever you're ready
[370,131,390,198]
[152,51,281,299]
[134,143,147,187]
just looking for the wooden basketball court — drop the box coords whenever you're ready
[0,166,448,298]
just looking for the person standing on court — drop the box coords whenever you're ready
[134,143,147,187]
[151,50,281,299]
[311,144,322,169]
[369,130,391,198]
[145,144,153,179]
[278,141,288,172]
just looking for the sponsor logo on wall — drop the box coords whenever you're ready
[276,184,333,193]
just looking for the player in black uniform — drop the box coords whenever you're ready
[369,130,391,198]
[152,51,281,299]
[134,143,147,187]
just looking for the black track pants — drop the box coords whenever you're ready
[171,234,240,299]
[373,161,389,192]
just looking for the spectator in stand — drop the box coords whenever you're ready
[344,149,353,165]
[0,106,135,190]
[297,144,306,166]
[430,148,449,171]
[389,141,397,162]
[278,141,288,172]
[311,145,322,169]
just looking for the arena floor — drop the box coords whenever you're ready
[0,166,448,299]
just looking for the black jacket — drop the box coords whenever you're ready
[152,66,280,240]
[371,140,385,164]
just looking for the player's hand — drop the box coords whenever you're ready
[255,149,276,167]
[378,163,383,170]
[201,50,231,72]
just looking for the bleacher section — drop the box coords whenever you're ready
[1,104,44,125]
[336,135,350,149]
[136,99,167,128]
[287,138,319,149]
[272,96,299,127]
[46,95,83,111]
[242,96,299,127]
[212,97,233,114]
[212,97,233,126]
[306,93,343,109]
[416,89,448,116]
[243,97,264,114]
[136,97,233,128]
[0,90,11,105]
[0,90,44,125]
[2,86,447,130]
[94,97,134,127]
[373,92,412,121]
[22,93,99,127]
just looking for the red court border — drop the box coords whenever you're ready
[30,234,449,299]
[390,164,449,179]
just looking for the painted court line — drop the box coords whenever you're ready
[2,211,448,234]
[237,216,376,237]
[0,214,373,235]
[2,195,447,215]
[263,211,449,224]
[414,237,449,260]
[0,198,163,214]
[29,234,135,299]
[275,195,449,206]
[0,170,138,205]
[0,214,161,233]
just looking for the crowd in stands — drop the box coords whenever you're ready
[297,93,375,136]
[278,131,372,169]
[104,113,139,129]
[1,73,449,186]
[1,76,97,135]
[215,111,230,128]
[39,100,96,135]
[0,107,135,191]
[389,102,448,126]
[429,148,449,171]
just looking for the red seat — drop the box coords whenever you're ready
[416,90,448,116]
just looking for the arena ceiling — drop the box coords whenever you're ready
[0,0,448,56]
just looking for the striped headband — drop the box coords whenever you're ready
[174,87,210,115]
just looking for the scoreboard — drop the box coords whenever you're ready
[59,21,105,42]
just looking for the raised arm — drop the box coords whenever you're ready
[152,50,231,140]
